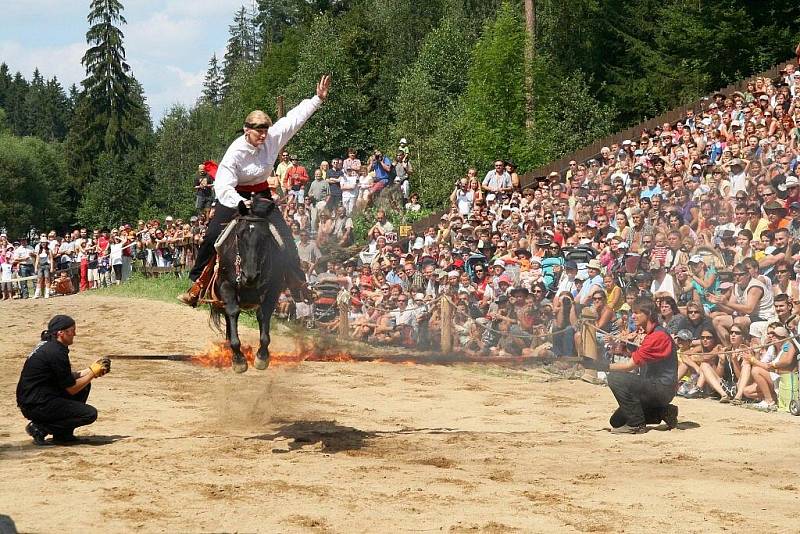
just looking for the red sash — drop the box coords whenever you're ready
[236,181,271,194]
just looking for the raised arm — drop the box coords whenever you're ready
[269,75,330,152]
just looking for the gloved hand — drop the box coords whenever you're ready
[582,357,610,372]
[90,357,111,377]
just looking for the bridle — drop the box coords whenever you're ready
[233,215,269,287]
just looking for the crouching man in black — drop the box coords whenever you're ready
[584,297,679,434]
[16,315,110,445]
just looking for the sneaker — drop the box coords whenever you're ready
[25,422,49,446]
[684,387,703,399]
[719,396,732,404]
[752,400,777,412]
[676,382,690,397]
[662,404,679,429]
[610,424,647,434]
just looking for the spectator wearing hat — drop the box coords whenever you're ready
[764,200,789,231]
[397,137,410,156]
[577,259,605,305]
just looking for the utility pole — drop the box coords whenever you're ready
[524,0,536,130]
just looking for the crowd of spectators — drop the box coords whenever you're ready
[6,61,800,413]
[296,61,800,414]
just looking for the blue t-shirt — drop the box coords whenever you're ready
[373,156,392,182]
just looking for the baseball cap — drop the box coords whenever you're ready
[676,330,693,342]
[575,272,589,281]
[688,255,703,264]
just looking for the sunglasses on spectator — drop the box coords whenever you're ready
[700,335,714,340]
[687,310,701,314]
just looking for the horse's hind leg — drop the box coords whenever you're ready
[254,288,280,370]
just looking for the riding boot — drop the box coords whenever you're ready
[189,203,237,282]
[177,259,215,307]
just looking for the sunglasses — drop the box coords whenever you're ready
[687,310,701,314]
[700,335,714,340]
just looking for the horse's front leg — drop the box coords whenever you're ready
[221,282,247,373]
[254,288,280,370]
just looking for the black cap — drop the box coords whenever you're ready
[564,260,578,271]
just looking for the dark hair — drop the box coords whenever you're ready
[774,293,791,304]
[699,327,719,346]
[659,296,679,316]
[631,297,659,323]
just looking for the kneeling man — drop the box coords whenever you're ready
[16,315,110,445]
[585,297,679,434]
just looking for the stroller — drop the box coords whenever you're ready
[311,281,342,325]
[465,254,488,282]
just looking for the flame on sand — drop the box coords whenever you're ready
[191,340,357,368]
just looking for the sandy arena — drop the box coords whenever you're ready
[2,294,800,533]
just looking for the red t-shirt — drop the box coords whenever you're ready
[631,327,673,365]
[97,236,109,257]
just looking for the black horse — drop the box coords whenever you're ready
[210,198,286,373]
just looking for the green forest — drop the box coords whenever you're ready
[1,0,798,237]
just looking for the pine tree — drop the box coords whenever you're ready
[0,64,11,110]
[24,69,49,137]
[201,53,223,106]
[222,7,256,98]
[7,72,29,137]
[255,0,298,50]
[79,0,141,156]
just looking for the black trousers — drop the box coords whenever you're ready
[21,384,97,437]
[189,199,304,284]
[607,372,675,427]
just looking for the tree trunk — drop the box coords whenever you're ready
[523,0,536,130]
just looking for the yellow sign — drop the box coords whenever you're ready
[399,225,412,238]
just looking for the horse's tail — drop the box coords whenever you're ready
[208,304,225,334]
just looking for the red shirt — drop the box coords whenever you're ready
[286,165,309,189]
[631,326,673,366]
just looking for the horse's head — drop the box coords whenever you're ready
[234,217,271,287]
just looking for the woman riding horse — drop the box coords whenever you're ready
[178,75,331,306]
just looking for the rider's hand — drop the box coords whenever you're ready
[316,75,331,101]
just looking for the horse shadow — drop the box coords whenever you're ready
[247,420,374,453]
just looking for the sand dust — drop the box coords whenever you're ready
[1,294,799,533]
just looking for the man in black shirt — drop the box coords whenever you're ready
[16,315,110,445]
